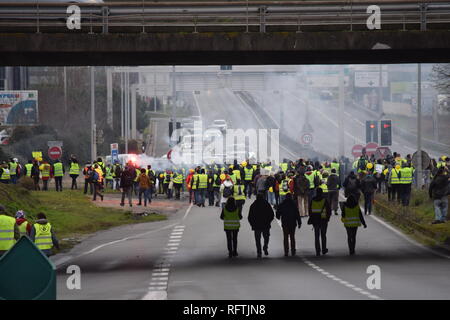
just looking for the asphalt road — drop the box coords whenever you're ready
[53,193,450,300]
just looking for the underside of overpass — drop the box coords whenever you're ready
[0,30,449,66]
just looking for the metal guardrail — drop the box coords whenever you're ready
[0,1,449,33]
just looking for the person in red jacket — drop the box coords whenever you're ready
[15,210,32,237]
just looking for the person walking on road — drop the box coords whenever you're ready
[233,180,246,215]
[308,188,331,256]
[137,168,152,206]
[39,160,51,191]
[91,164,104,202]
[343,171,361,203]
[294,169,310,217]
[248,193,275,258]
[83,162,93,195]
[0,205,20,258]
[220,197,242,258]
[429,167,449,224]
[360,170,377,215]
[341,195,367,255]
[30,212,60,257]
[326,168,340,215]
[276,192,302,256]
[219,176,234,209]
[120,165,136,207]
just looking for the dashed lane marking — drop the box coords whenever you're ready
[275,219,383,300]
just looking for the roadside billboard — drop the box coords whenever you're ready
[0,91,38,126]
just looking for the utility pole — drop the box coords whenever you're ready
[120,72,124,138]
[90,66,97,161]
[171,65,177,147]
[125,72,129,154]
[338,65,345,158]
[63,67,67,121]
[416,63,423,188]
[378,64,383,117]
[106,67,113,129]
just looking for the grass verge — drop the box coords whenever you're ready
[0,184,166,251]
[374,190,450,247]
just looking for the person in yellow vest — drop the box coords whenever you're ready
[243,162,254,199]
[39,160,51,191]
[196,169,208,207]
[389,164,402,203]
[279,174,291,204]
[15,210,32,237]
[190,169,199,205]
[69,157,80,190]
[307,188,331,256]
[399,162,414,207]
[9,158,18,184]
[233,181,246,215]
[30,212,59,257]
[24,160,33,178]
[92,164,104,201]
[173,170,184,200]
[52,159,64,192]
[280,161,289,173]
[0,205,20,257]
[0,162,11,184]
[220,197,242,258]
[105,164,114,189]
[341,195,367,255]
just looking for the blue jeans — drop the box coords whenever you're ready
[10,175,17,184]
[434,197,448,222]
[268,192,276,206]
[195,189,206,205]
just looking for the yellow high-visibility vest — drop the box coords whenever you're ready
[34,223,53,250]
[0,215,16,251]
[342,206,361,227]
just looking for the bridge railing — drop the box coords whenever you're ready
[0,1,449,34]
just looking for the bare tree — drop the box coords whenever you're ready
[430,64,450,94]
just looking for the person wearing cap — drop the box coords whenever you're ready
[15,210,32,237]
[0,205,20,257]
[308,188,331,256]
[30,212,60,256]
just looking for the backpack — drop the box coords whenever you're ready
[90,170,99,183]
[223,186,233,198]
[313,174,321,188]
[282,180,289,192]
[114,165,122,177]
[215,175,221,186]
[358,158,366,171]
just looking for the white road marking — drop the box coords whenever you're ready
[275,219,383,300]
[142,205,191,300]
[369,214,450,259]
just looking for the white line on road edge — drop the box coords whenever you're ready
[142,204,192,300]
[275,219,383,300]
[369,214,450,259]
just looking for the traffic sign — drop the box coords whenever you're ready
[48,146,62,160]
[412,150,431,170]
[374,147,392,159]
[365,142,379,156]
[301,133,313,145]
[352,144,364,158]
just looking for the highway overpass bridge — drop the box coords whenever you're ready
[0,1,449,65]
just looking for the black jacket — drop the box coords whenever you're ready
[276,197,302,229]
[429,174,449,199]
[326,173,340,192]
[248,197,275,230]
[360,175,377,194]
